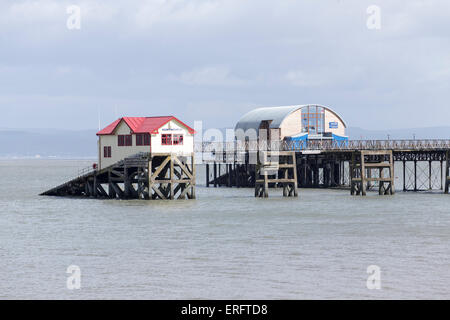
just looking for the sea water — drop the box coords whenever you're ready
[0,159,449,299]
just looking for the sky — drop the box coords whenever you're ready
[0,0,449,131]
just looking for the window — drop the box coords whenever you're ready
[125,135,132,146]
[136,133,151,146]
[173,134,183,145]
[118,135,132,146]
[144,134,150,146]
[302,106,325,134]
[162,134,172,145]
[104,146,112,158]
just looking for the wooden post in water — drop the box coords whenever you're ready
[93,171,98,198]
[414,159,418,192]
[350,152,356,195]
[379,167,384,195]
[445,151,450,194]
[403,160,406,191]
[389,151,395,195]
[206,163,210,188]
[170,155,175,199]
[360,151,367,196]
[213,162,217,188]
[429,160,432,190]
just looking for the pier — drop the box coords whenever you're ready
[41,139,450,200]
[202,139,450,197]
[41,152,196,200]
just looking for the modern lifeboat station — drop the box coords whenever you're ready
[41,104,450,199]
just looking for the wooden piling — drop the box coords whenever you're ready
[213,162,217,188]
[445,151,450,194]
[206,163,210,188]
[255,151,298,198]
[350,150,394,196]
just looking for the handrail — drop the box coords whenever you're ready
[195,139,450,152]
[77,166,95,178]
[46,152,152,191]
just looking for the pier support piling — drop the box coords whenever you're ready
[255,151,298,198]
[445,151,450,194]
[350,150,394,196]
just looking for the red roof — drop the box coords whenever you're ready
[97,116,195,135]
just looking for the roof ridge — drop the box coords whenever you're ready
[97,115,194,135]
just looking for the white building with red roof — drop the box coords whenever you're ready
[97,116,195,169]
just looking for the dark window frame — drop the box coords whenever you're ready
[173,134,184,145]
[104,146,112,158]
[118,134,132,146]
[161,134,172,145]
[136,133,151,146]
[118,135,124,146]
[125,135,132,146]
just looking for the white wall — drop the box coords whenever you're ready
[150,119,194,155]
[279,107,346,138]
[324,109,346,136]
[279,108,303,138]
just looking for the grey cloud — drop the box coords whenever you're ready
[0,0,449,131]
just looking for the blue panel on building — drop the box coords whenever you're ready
[332,133,349,147]
[329,122,338,129]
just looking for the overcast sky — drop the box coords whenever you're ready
[0,0,449,131]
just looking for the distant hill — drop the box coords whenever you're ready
[347,126,450,140]
[215,126,450,141]
[0,126,448,158]
[0,128,97,158]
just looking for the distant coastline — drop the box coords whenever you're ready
[0,156,96,160]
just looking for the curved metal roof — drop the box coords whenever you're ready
[234,104,347,132]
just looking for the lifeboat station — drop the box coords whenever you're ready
[234,105,348,148]
[41,104,450,199]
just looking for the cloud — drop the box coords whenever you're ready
[134,0,223,29]
[1,0,450,130]
[168,66,248,86]
[285,70,327,88]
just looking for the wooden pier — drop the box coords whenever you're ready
[41,152,196,200]
[350,150,394,196]
[255,151,298,198]
[41,139,450,199]
[202,139,450,197]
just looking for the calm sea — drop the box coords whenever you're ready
[0,159,449,299]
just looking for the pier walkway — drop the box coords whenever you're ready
[41,139,450,199]
[200,139,450,197]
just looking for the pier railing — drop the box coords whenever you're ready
[77,165,95,178]
[44,152,152,193]
[196,139,450,153]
